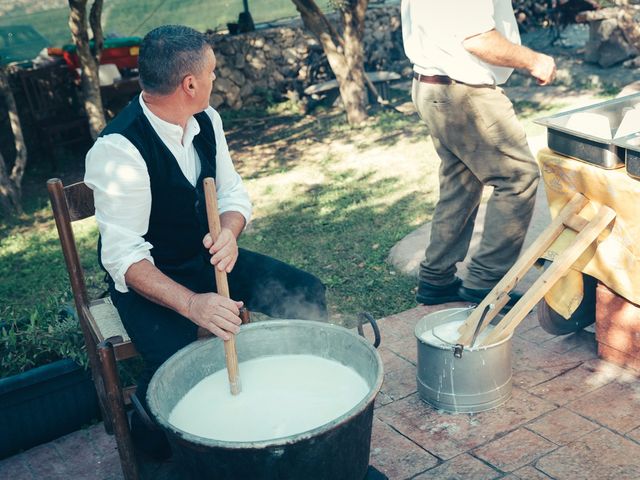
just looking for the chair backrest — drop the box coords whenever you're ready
[47,178,94,309]
[18,64,82,122]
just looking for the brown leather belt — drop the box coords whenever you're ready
[413,72,457,85]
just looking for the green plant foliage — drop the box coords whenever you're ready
[0,295,87,377]
[0,214,104,378]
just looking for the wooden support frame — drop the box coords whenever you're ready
[456,193,616,348]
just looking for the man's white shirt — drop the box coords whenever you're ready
[401,0,521,85]
[85,94,252,293]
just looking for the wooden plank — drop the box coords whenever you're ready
[481,205,616,345]
[467,293,512,346]
[563,213,589,232]
[455,193,589,345]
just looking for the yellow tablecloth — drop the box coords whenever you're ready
[539,148,640,318]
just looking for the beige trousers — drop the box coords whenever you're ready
[412,80,540,290]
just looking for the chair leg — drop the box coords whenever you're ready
[98,341,139,480]
[93,368,115,435]
[82,330,114,434]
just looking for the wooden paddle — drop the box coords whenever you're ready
[203,177,241,395]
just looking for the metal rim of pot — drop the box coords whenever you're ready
[148,319,384,450]
[414,307,513,352]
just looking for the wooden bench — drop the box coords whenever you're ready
[304,70,401,104]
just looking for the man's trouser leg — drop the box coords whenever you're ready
[412,81,539,289]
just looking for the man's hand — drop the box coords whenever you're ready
[203,228,239,273]
[529,52,556,86]
[187,292,243,340]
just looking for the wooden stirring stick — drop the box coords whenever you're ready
[203,177,241,395]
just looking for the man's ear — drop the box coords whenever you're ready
[181,74,196,97]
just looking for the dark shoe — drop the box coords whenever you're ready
[458,286,523,313]
[416,277,462,305]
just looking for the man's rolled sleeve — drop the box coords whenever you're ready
[85,135,155,293]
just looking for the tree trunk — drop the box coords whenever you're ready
[292,0,369,125]
[68,0,106,140]
[0,66,25,216]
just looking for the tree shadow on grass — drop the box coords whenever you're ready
[238,168,436,327]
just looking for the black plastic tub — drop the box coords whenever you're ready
[0,359,100,459]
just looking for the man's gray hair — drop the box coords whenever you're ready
[139,25,211,95]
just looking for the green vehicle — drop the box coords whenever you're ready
[0,25,50,65]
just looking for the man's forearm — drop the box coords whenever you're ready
[463,29,536,70]
[462,29,556,85]
[220,211,246,239]
[124,259,194,317]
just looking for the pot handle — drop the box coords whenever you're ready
[357,312,381,348]
[130,391,159,431]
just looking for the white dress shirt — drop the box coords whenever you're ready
[85,95,252,293]
[401,0,521,85]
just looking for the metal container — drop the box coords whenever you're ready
[612,132,640,180]
[147,320,384,480]
[535,93,640,169]
[415,308,513,413]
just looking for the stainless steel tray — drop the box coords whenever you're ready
[534,92,640,169]
[612,132,640,180]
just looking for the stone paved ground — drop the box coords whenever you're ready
[1,304,639,479]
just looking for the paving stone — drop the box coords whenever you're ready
[378,347,418,401]
[386,334,418,366]
[375,391,394,409]
[513,312,540,335]
[374,307,430,343]
[536,427,640,480]
[473,428,556,473]
[85,425,125,479]
[627,426,640,444]
[375,388,554,460]
[412,453,500,479]
[21,443,68,479]
[567,380,640,434]
[526,408,599,445]
[528,361,613,406]
[512,465,554,479]
[0,455,32,479]
[512,336,583,389]
[558,337,598,363]
[51,429,110,479]
[370,417,438,479]
[87,423,119,454]
[540,331,595,356]
[516,326,559,346]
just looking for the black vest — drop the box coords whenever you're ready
[99,96,217,276]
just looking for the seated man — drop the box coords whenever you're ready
[84,24,327,457]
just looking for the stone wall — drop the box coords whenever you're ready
[206,4,409,110]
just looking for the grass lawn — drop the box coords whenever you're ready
[0,77,621,376]
[0,0,334,48]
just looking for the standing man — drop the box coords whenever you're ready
[401,0,556,307]
[85,24,327,457]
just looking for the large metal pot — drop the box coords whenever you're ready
[147,319,383,480]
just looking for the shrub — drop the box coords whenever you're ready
[0,293,87,378]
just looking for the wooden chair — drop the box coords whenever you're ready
[19,65,91,166]
[47,178,139,480]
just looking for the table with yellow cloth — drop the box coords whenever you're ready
[538,148,640,318]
